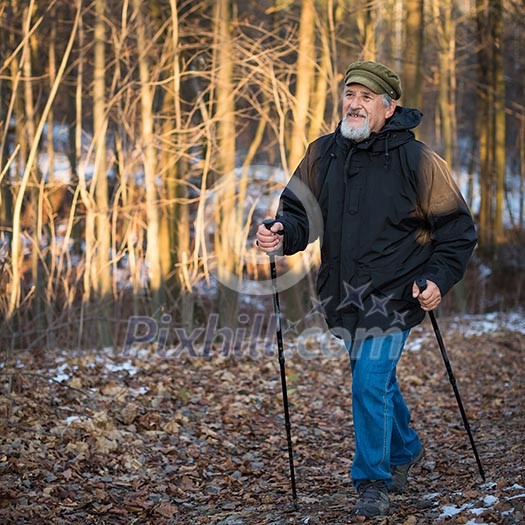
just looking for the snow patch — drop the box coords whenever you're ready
[130,386,149,396]
[52,363,71,383]
[105,360,138,376]
[505,483,524,491]
[406,335,431,352]
[439,503,472,517]
[507,492,525,500]
[439,492,502,521]
[447,310,525,336]
[483,495,499,506]
[481,481,498,490]
[422,492,441,500]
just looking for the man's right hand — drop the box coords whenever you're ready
[255,221,284,253]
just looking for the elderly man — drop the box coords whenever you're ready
[256,61,477,517]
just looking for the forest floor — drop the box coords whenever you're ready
[0,312,524,524]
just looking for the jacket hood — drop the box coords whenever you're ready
[383,105,423,133]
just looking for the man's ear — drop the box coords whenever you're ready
[385,101,397,119]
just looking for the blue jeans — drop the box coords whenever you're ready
[345,329,422,489]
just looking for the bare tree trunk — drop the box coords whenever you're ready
[356,0,377,60]
[467,107,482,210]
[491,0,506,246]
[309,10,331,142]
[21,1,47,333]
[518,113,525,230]
[392,0,404,73]
[76,8,98,340]
[93,0,113,344]
[168,0,194,329]
[327,0,340,128]
[213,0,239,329]
[2,1,22,280]
[132,0,163,314]
[47,14,56,184]
[403,0,424,110]
[7,1,27,184]
[433,0,456,169]
[475,0,492,250]
[284,0,318,324]
[44,9,58,346]
[288,0,315,171]
[0,19,14,280]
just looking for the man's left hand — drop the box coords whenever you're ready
[412,279,442,311]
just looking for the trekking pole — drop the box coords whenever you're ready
[416,278,486,482]
[263,219,298,508]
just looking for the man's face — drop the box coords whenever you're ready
[341,83,396,140]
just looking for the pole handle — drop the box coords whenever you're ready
[416,277,428,293]
[263,218,284,235]
[262,219,284,258]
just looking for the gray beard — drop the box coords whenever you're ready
[340,116,371,142]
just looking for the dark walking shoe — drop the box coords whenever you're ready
[390,446,425,494]
[354,480,389,517]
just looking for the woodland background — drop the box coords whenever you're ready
[0,0,524,345]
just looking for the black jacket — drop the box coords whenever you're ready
[277,107,477,339]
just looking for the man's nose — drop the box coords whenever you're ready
[348,97,361,109]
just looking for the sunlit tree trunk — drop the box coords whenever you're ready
[491,0,505,246]
[476,0,502,253]
[76,5,97,342]
[356,0,377,60]
[391,0,404,73]
[167,0,194,329]
[93,0,112,343]
[133,0,163,314]
[21,1,47,332]
[308,9,331,142]
[213,0,239,328]
[93,0,111,299]
[284,0,318,325]
[44,9,58,344]
[288,0,315,171]
[327,0,340,128]
[77,9,96,311]
[47,13,56,184]
[403,0,424,110]
[433,0,456,170]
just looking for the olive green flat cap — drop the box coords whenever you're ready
[344,60,402,100]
